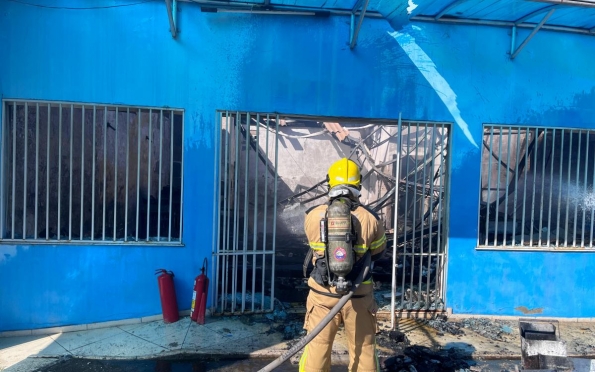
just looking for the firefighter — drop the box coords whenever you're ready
[300,158,387,372]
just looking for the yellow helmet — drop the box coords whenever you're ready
[327,158,361,189]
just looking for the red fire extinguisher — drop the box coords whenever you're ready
[190,258,209,324]
[155,269,179,324]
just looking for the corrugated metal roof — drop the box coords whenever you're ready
[409,0,595,31]
[191,0,595,33]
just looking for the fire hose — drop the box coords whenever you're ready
[258,250,372,372]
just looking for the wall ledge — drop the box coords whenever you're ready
[0,310,193,338]
[446,308,595,322]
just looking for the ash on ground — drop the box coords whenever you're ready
[427,318,465,336]
[381,345,473,372]
[426,316,515,341]
[377,330,409,356]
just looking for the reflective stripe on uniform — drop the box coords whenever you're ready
[370,234,386,250]
[353,245,367,254]
[299,346,308,372]
[354,235,385,254]
[309,242,326,251]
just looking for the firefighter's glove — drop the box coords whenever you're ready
[346,256,372,283]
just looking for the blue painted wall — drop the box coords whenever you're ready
[1,0,594,331]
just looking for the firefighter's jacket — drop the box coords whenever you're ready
[304,203,386,286]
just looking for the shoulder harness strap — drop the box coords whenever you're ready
[359,204,381,221]
[303,249,313,278]
[303,203,325,278]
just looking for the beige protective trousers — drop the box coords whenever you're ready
[299,277,379,372]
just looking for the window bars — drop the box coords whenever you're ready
[213,112,451,322]
[478,125,595,249]
[391,120,450,326]
[0,100,184,244]
[214,111,278,315]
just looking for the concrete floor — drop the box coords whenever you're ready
[0,315,295,371]
[1,314,594,372]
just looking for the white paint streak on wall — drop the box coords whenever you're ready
[407,0,418,14]
[388,30,479,148]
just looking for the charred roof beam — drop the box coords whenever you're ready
[349,0,370,49]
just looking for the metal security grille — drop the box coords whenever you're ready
[213,112,451,322]
[1,100,184,244]
[214,111,278,314]
[390,120,450,326]
[478,126,595,249]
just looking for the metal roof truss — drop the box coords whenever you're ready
[411,0,595,60]
[161,0,594,57]
[165,0,178,38]
[350,0,371,49]
[511,7,557,59]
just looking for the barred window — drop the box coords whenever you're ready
[478,125,595,249]
[1,100,184,244]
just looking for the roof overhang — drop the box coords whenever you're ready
[162,0,595,58]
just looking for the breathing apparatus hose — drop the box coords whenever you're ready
[257,251,372,372]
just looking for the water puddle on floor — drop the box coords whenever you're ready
[37,355,525,371]
[38,356,347,371]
